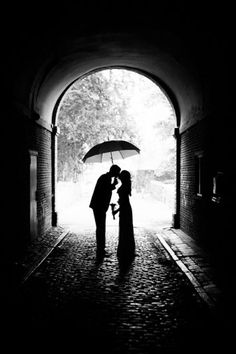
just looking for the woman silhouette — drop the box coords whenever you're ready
[113,170,135,259]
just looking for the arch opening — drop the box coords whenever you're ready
[55,68,177,231]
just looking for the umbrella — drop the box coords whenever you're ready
[82,140,140,164]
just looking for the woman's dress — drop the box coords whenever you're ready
[117,185,135,259]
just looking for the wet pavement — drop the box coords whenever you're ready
[3,226,231,353]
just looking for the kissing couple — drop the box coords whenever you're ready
[89,164,135,259]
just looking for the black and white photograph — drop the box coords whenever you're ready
[2,1,234,352]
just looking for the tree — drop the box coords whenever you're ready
[57,68,176,182]
[57,69,140,181]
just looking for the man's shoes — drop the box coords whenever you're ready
[96,249,111,258]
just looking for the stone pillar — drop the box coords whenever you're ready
[173,127,180,228]
[51,125,60,226]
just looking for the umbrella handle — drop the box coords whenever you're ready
[110,151,113,164]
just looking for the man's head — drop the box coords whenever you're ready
[109,164,121,177]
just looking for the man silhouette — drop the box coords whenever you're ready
[89,164,121,256]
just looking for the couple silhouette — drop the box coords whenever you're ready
[89,164,135,260]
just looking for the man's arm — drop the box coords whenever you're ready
[111,177,118,190]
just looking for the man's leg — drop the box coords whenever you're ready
[93,209,106,253]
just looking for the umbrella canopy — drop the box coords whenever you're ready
[82,140,140,164]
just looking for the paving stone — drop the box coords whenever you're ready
[5,226,230,353]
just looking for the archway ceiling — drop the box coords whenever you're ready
[35,30,205,132]
[8,2,229,132]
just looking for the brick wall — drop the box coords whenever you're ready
[179,119,210,242]
[5,109,52,262]
[31,124,52,237]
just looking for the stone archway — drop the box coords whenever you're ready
[3,2,234,305]
[29,30,204,235]
[53,67,178,230]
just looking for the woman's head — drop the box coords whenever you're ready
[119,170,131,181]
[119,170,132,195]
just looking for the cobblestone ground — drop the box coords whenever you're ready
[7,227,225,353]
